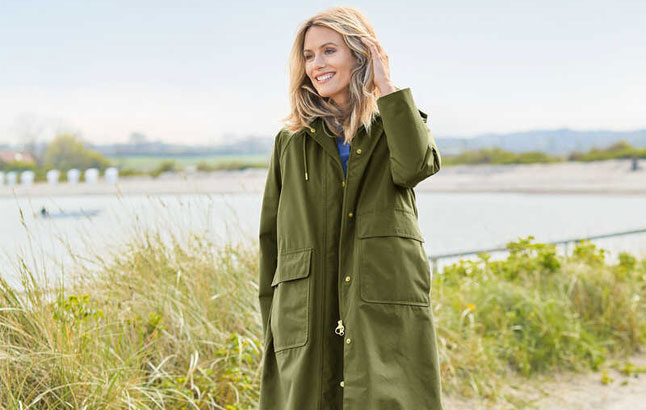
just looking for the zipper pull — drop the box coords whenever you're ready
[334,319,345,336]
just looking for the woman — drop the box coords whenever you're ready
[258,6,445,410]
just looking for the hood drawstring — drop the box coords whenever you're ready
[303,127,314,181]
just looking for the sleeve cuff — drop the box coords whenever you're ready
[377,87,429,124]
[377,86,408,103]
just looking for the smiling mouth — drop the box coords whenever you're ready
[316,72,335,83]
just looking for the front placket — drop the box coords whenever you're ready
[335,128,366,395]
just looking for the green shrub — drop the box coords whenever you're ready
[435,236,646,401]
[149,160,179,178]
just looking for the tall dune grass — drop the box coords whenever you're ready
[1,227,263,409]
[1,223,645,408]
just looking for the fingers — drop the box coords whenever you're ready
[360,36,377,53]
[360,36,388,61]
[361,37,378,63]
[360,35,390,89]
[360,37,379,67]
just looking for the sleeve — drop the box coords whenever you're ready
[258,128,283,338]
[376,87,442,188]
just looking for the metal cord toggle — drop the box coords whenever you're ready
[334,319,345,336]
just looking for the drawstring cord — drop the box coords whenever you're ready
[303,127,314,181]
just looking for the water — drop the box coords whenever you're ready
[1,192,645,289]
[0,193,261,289]
[418,192,646,270]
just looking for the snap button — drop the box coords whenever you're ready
[355,148,362,154]
[346,338,352,344]
[348,212,353,218]
[340,380,345,387]
[344,275,351,282]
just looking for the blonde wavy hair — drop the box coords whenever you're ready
[280,6,381,145]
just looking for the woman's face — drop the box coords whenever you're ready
[303,25,357,110]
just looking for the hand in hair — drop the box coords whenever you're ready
[360,36,397,98]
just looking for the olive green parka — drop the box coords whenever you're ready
[258,87,445,410]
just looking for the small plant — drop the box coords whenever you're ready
[149,160,179,177]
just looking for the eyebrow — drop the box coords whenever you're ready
[303,42,337,53]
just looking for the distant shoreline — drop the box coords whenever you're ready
[2,159,645,198]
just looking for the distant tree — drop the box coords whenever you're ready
[569,139,646,161]
[568,151,584,161]
[605,140,632,152]
[0,160,37,172]
[128,132,149,145]
[11,113,46,167]
[443,147,561,166]
[43,134,112,171]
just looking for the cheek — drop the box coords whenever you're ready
[340,67,352,81]
[340,61,353,78]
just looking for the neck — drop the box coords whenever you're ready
[330,93,350,112]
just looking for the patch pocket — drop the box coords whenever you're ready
[357,210,431,306]
[270,247,313,352]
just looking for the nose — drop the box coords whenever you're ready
[313,52,326,69]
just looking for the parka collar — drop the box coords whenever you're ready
[300,114,384,182]
[298,107,428,183]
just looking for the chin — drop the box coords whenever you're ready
[317,87,339,99]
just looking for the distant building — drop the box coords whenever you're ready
[20,170,35,186]
[67,168,80,184]
[5,171,18,186]
[105,167,119,183]
[47,169,61,184]
[0,150,35,164]
[85,168,99,184]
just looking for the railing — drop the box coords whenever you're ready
[428,227,646,274]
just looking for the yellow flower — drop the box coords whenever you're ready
[466,303,476,312]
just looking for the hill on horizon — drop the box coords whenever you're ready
[436,128,646,156]
[5,128,646,158]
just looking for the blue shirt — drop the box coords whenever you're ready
[336,136,350,176]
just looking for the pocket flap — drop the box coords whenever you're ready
[357,209,424,241]
[271,248,313,287]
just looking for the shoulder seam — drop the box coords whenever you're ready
[279,128,301,163]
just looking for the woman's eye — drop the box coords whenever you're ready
[305,49,335,60]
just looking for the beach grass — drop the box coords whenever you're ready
[1,221,645,408]
[0,226,263,409]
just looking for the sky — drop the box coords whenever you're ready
[0,0,645,146]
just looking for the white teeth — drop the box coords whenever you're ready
[316,73,335,81]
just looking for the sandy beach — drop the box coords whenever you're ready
[444,351,646,410]
[2,159,646,197]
